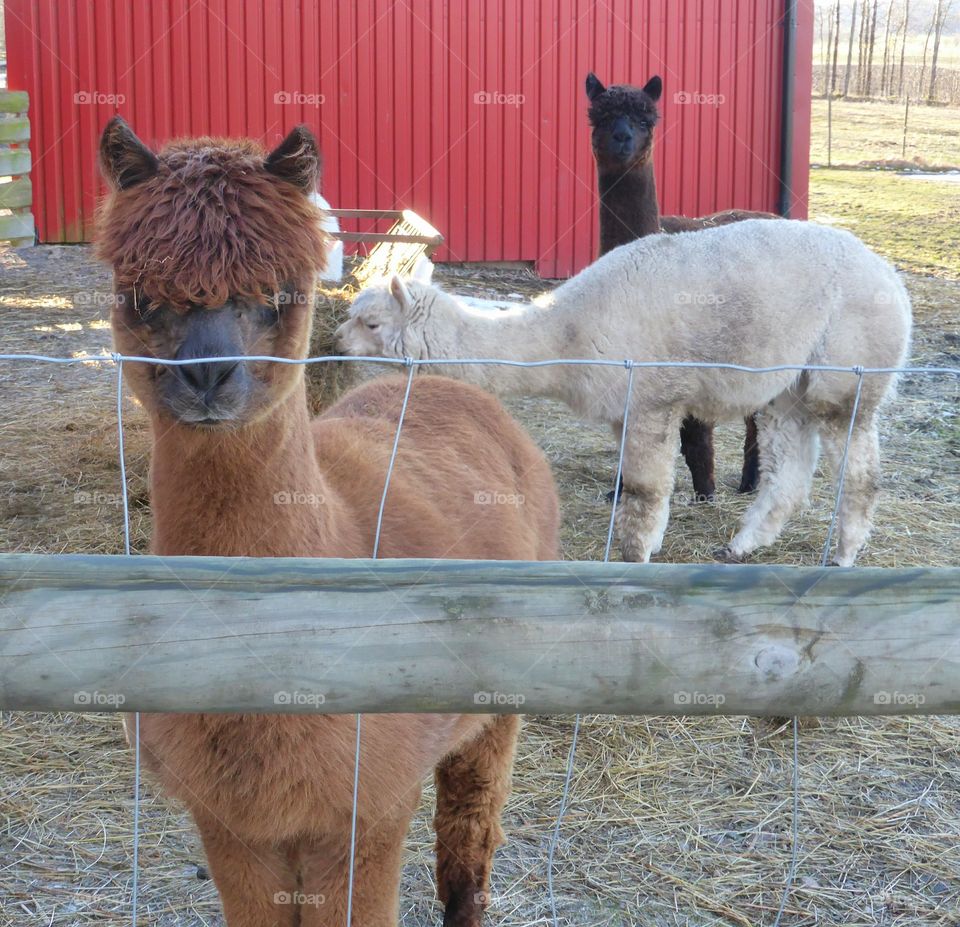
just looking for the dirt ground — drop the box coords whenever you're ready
[1,220,959,924]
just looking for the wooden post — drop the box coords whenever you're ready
[902,96,911,159]
[0,90,34,248]
[1,554,959,716]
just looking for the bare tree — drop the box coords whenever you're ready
[880,0,896,96]
[864,0,880,97]
[817,4,827,88]
[927,0,956,103]
[844,0,859,96]
[897,0,911,98]
[857,0,869,94]
[831,1,842,93]
[918,1,938,98]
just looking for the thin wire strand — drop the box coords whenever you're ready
[372,360,416,559]
[347,360,415,926]
[604,362,637,562]
[549,361,637,927]
[772,368,865,927]
[114,356,132,557]
[114,356,139,927]
[345,712,362,927]
[771,716,801,927]
[821,368,866,566]
[546,717,580,927]
[0,350,956,379]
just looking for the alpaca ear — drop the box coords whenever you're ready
[410,256,434,284]
[99,116,159,191]
[585,72,606,101]
[642,75,663,103]
[265,125,321,193]
[389,274,411,310]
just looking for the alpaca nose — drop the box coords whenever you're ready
[611,118,634,146]
[174,308,245,401]
[177,357,240,396]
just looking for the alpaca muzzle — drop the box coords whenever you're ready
[163,307,252,425]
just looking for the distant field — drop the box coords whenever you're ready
[809,166,960,278]
[813,34,960,71]
[810,97,960,166]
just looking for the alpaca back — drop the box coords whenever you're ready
[553,219,907,362]
[315,375,561,562]
[547,219,911,422]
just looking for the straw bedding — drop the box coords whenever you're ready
[1,244,958,925]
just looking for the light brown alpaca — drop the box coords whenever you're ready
[97,117,560,927]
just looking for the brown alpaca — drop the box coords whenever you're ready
[97,117,560,927]
[585,72,777,498]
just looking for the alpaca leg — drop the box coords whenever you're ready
[825,422,881,567]
[679,415,716,502]
[721,404,819,562]
[435,715,520,927]
[738,413,761,494]
[296,808,417,927]
[196,816,299,927]
[617,414,680,562]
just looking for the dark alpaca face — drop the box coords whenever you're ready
[585,73,662,172]
[98,118,326,429]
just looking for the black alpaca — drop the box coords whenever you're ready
[586,72,772,498]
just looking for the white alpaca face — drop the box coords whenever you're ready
[337,275,426,359]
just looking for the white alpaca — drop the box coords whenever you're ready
[338,220,912,565]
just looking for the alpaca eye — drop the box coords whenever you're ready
[366,321,380,331]
[136,304,161,324]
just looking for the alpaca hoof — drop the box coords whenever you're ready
[195,864,210,880]
[737,480,759,495]
[713,546,744,564]
[619,543,648,563]
[605,488,618,504]
[443,887,485,927]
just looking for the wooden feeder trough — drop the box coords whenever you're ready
[327,208,443,283]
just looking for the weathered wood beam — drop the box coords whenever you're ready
[0,212,34,247]
[0,147,32,176]
[1,554,958,716]
[0,91,29,114]
[0,116,30,144]
[0,177,32,210]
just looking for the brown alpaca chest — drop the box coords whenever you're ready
[138,712,477,843]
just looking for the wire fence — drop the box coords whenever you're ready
[1,348,959,927]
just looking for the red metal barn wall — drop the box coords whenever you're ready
[5,0,813,278]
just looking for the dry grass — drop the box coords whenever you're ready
[1,238,959,925]
[810,98,960,169]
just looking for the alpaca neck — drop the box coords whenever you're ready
[149,382,345,558]
[597,160,661,254]
[431,297,572,402]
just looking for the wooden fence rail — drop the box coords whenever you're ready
[1,554,958,716]
[0,90,34,247]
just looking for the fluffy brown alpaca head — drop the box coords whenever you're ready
[96,117,327,428]
[585,72,662,174]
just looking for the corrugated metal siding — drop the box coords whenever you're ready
[5,0,812,277]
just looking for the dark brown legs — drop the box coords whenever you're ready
[435,715,520,927]
[679,415,716,502]
[738,413,761,494]
[608,415,760,506]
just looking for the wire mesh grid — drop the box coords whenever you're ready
[1,348,959,926]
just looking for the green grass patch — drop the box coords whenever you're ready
[809,167,960,279]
